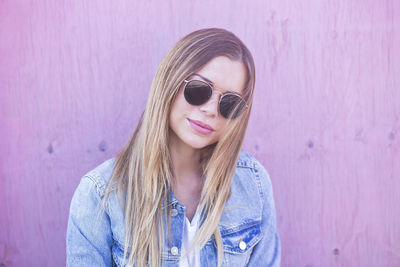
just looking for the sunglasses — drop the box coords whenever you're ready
[183,79,248,119]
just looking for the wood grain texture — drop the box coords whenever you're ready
[0,0,399,266]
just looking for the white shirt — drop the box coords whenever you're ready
[179,206,201,267]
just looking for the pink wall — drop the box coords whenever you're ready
[1,0,399,266]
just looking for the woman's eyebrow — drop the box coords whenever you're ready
[193,73,214,86]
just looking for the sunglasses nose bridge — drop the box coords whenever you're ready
[208,90,223,105]
[198,90,220,116]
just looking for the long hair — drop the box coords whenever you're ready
[102,28,256,267]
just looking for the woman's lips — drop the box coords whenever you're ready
[188,119,214,135]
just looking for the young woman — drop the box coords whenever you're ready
[66,28,281,267]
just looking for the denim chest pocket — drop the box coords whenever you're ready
[219,221,262,266]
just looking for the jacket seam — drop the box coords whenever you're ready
[83,172,107,198]
[250,162,265,203]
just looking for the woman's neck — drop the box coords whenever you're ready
[169,133,203,183]
[169,132,205,220]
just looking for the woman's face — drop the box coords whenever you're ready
[169,56,247,150]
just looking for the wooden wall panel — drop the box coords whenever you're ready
[1,0,399,266]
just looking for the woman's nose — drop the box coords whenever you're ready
[199,92,220,117]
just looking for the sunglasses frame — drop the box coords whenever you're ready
[183,78,248,119]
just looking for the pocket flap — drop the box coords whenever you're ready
[218,220,262,254]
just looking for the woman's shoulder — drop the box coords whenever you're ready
[236,151,272,187]
[233,151,274,210]
[217,151,273,237]
[79,158,116,197]
[67,157,128,264]
[237,151,263,167]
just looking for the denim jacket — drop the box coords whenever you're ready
[66,152,281,266]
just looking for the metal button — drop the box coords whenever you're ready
[170,209,178,217]
[239,240,247,251]
[171,246,179,255]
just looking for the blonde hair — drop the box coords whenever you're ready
[102,28,256,267]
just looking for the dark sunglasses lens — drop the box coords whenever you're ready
[220,94,246,119]
[184,80,212,106]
